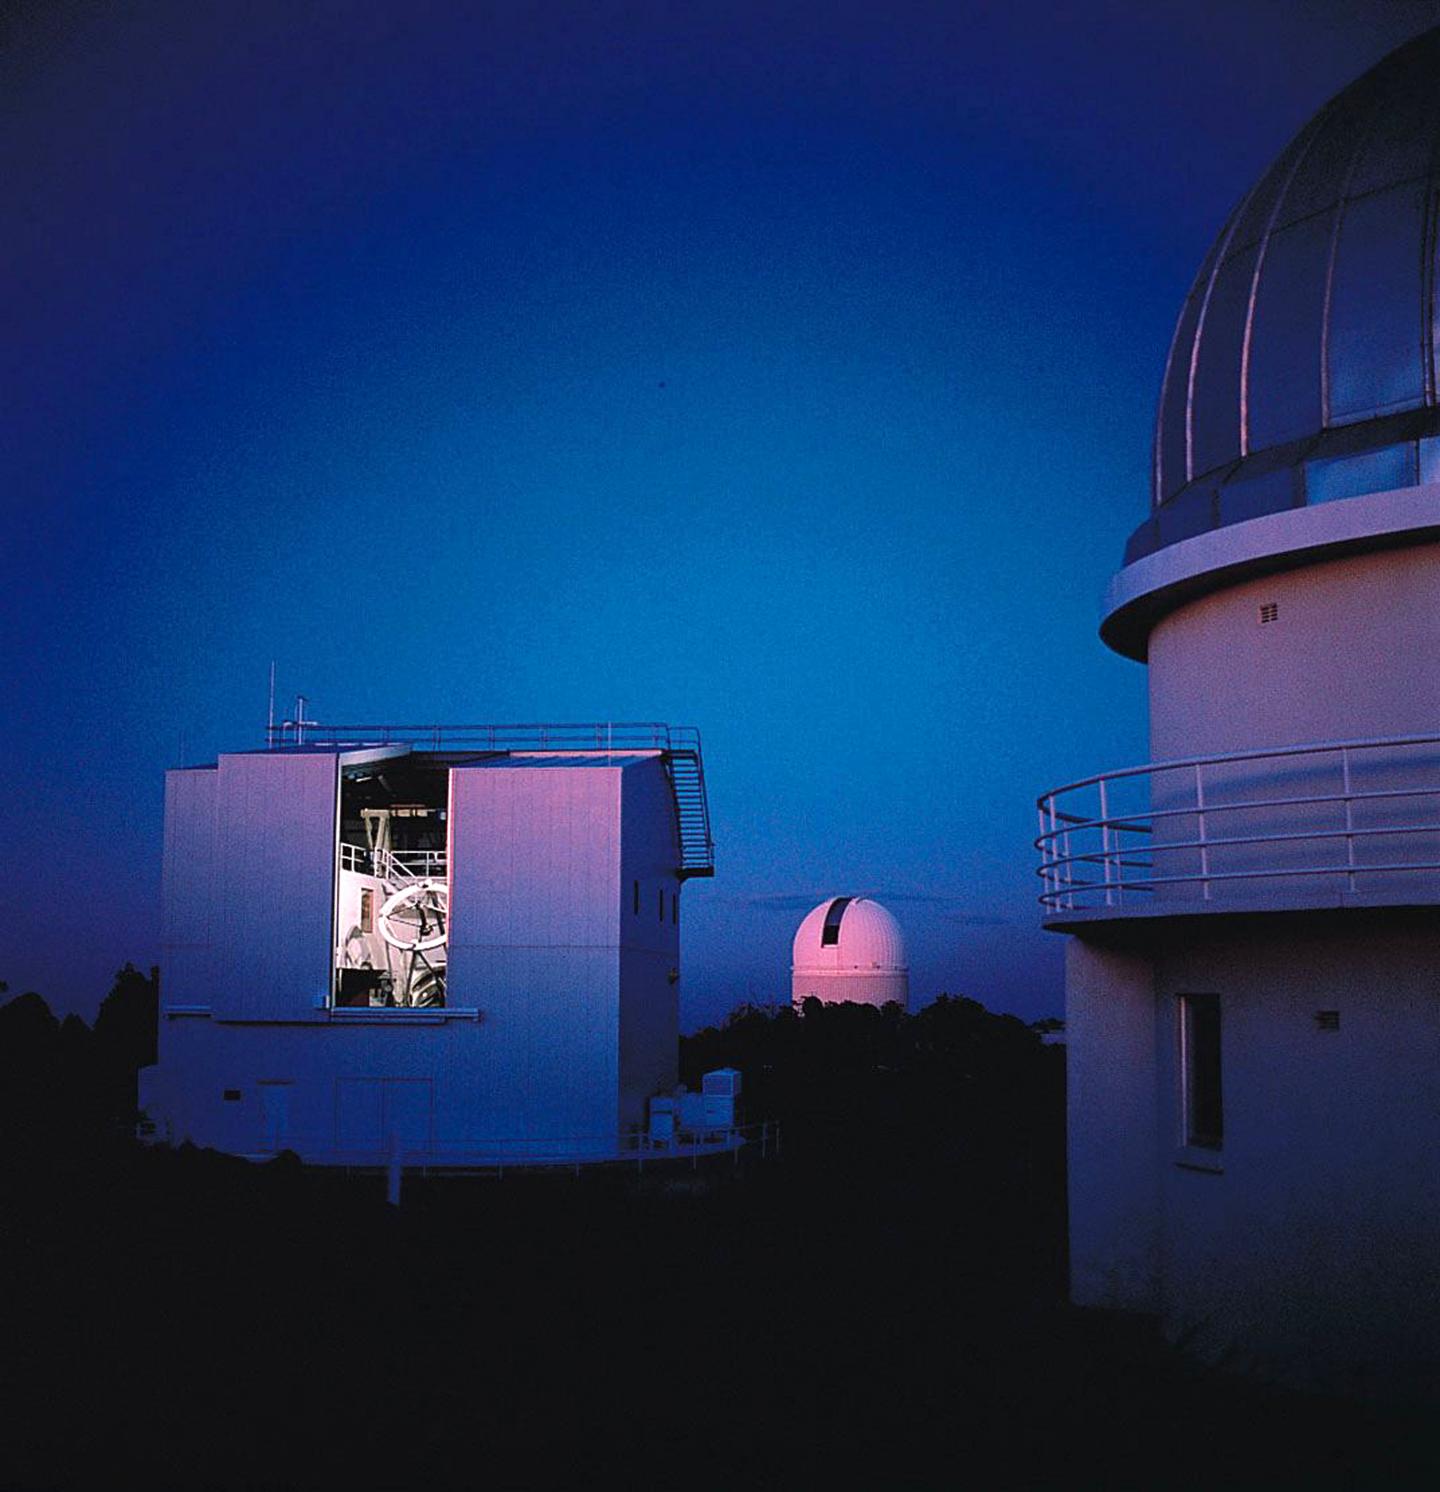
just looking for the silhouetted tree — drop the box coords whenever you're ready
[92,962,159,1124]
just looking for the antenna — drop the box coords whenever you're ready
[267,661,276,746]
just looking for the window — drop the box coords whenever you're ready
[672,888,678,925]
[659,887,664,922]
[820,896,852,947]
[633,880,640,915]
[1180,994,1223,1149]
[1305,443,1416,506]
[359,888,374,934]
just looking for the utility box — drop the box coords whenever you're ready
[678,1091,708,1133]
[701,1067,742,1129]
[648,1094,676,1145]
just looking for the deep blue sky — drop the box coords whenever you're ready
[6,0,1439,1025]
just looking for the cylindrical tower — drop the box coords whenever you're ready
[791,897,909,1010]
[1040,28,1440,1399]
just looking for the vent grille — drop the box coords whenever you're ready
[1259,602,1279,624]
[1314,1010,1340,1032]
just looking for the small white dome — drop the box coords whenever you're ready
[791,896,908,975]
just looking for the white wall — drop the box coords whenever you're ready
[447,761,622,1143]
[789,972,909,1008]
[160,766,218,1012]
[1066,913,1440,1396]
[210,750,339,1021]
[1148,543,1440,758]
[1142,543,1440,908]
[1065,938,1160,1312]
[618,757,681,1128]
[1150,915,1440,1396]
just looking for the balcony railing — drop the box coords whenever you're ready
[1036,732,1440,916]
[339,845,448,883]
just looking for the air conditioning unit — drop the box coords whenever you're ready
[701,1067,741,1129]
[648,1095,676,1145]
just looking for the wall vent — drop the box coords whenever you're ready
[1314,1010,1340,1031]
[1259,602,1279,624]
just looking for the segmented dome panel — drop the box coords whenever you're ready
[1132,29,1440,563]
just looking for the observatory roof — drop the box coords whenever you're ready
[1130,27,1440,565]
[791,897,907,974]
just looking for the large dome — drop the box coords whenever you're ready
[791,897,907,973]
[790,896,909,1011]
[1129,27,1440,564]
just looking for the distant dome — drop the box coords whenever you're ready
[1131,27,1440,565]
[791,897,909,1010]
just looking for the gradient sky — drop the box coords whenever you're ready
[6,0,1440,1025]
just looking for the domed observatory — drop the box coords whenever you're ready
[1039,28,1440,1398]
[791,897,909,1009]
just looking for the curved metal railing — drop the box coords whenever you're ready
[1036,732,1440,914]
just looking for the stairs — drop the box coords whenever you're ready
[665,746,714,878]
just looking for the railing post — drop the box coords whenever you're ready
[1195,763,1211,900]
[1045,796,1067,909]
[1341,747,1356,893]
[1037,802,1051,908]
[1099,777,1114,909]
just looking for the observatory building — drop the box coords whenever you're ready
[1038,29,1440,1397]
[140,723,713,1164]
[791,897,908,1009]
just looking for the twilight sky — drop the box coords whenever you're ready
[6,0,1439,1025]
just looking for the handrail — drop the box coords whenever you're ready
[270,720,714,877]
[1035,731,1440,914]
[1040,730,1440,803]
[235,1118,780,1170]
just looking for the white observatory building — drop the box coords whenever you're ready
[791,897,909,1009]
[140,722,713,1165]
[1038,29,1440,1398]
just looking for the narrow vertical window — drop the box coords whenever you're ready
[672,888,678,925]
[820,896,851,947]
[658,887,664,921]
[1181,993,1223,1149]
[633,880,640,915]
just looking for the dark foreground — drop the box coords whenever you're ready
[3,993,1438,1489]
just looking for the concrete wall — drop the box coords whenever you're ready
[789,972,910,1009]
[1066,912,1440,1397]
[617,758,680,1129]
[1065,938,1160,1312]
[1148,543,1440,757]
[143,1016,487,1157]
[447,761,621,1144]
[1143,543,1440,906]
[159,767,218,1014]
[211,750,339,1022]
[1151,915,1440,1397]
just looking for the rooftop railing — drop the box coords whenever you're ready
[1036,732,1440,917]
[269,719,695,754]
[271,720,714,878]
